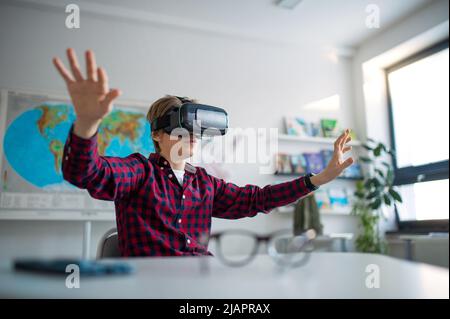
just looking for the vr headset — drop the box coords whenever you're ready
[151,96,228,137]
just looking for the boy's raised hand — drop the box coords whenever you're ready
[327,128,354,175]
[310,129,354,187]
[53,48,121,137]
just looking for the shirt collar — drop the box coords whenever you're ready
[149,153,197,175]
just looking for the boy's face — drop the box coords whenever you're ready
[153,130,198,161]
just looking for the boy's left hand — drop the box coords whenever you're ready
[310,129,354,187]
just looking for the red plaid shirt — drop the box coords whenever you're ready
[62,126,315,257]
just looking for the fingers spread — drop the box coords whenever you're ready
[342,146,352,153]
[66,48,84,81]
[101,88,122,108]
[343,134,352,146]
[334,132,346,149]
[341,157,354,170]
[86,50,97,81]
[339,129,351,148]
[97,67,109,91]
[52,57,74,83]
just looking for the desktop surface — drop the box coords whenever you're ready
[0,252,448,298]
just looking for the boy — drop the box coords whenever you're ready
[53,49,354,257]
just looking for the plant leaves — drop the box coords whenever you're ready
[364,177,381,190]
[388,149,396,156]
[370,198,382,210]
[383,194,392,206]
[374,144,382,157]
[375,168,384,178]
[367,190,380,200]
[382,161,391,168]
[386,169,394,185]
[359,156,372,163]
[362,144,373,151]
[354,191,365,199]
[356,180,365,191]
[389,188,403,203]
[372,177,381,187]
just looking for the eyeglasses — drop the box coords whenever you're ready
[208,229,316,268]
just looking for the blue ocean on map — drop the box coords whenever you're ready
[3,103,154,189]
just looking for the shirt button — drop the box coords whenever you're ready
[182,194,186,199]
[187,239,191,245]
[164,161,168,165]
[160,166,164,170]
[168,174,173,178]
[65,156,69,161]
[178,219,182,224]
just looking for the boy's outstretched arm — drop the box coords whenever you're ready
[211,129,354,219]
[54,48,148,200]
[61,126,149,201]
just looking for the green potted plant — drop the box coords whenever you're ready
[351,138,403,253]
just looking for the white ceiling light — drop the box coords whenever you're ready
[276,0,304,10]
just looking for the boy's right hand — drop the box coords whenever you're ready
[53,48,121,138]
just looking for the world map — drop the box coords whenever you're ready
[3,102,154,190]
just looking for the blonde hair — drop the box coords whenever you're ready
[146,95,196,152]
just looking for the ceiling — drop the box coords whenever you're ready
[83,0,432,47]
[11,0,433,48]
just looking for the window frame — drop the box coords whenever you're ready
[385,39,449,233]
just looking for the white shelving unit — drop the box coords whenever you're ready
[278,133,362,147]
[275,205,353,216]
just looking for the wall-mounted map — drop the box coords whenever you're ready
[0,89,154,219]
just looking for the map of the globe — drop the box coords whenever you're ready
[3,102,154,190]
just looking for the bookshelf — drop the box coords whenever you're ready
[276,133,364,181]
[275,133,363,216]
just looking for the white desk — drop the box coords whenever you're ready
[0,253,448,298]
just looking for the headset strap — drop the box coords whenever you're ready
[175,96,191,104]
[151,114,171,131]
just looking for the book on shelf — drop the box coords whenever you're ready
[284,117,321,137]
[303,152,325,174]
[315,189,331,209]
[283,117,361,141]
[275,153,293,174]
[315,188,352,212]
[309,122,321,137]
[340,162,363,179]
[284,117,309,136]
[275,151,363,180]
[320,149,334,167]
[320,119,340,138]
[290,154,307,174]
[328,188,351,208]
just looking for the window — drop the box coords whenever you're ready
[396,179,449,221]
[386,39,449,232]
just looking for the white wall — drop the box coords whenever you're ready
[0,1,364,259]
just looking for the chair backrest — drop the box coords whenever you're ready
[97,227,121,259]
